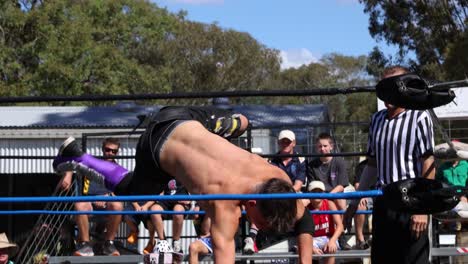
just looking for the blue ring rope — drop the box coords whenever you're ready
[0,190,382,203]
[0,210,373,215]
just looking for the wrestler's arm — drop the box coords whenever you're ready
[295,202,313,264]
[210,201,240,263]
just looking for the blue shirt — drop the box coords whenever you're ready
[270,153,306,183]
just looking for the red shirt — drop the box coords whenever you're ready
[308,199,335,237]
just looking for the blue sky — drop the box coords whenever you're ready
[153,0,398,69]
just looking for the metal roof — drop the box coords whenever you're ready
[0,103,329,129]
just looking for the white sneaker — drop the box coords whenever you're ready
[243,237,257,254]
[173,240,182,253]
[153,240,173,253]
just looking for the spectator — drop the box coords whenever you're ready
[270,130,306,192]
[101,137,121,163]
[436,147,468,264]
[150,179,191,254]
[57,137,123,257]
[307,133,349,210]
[436,152,468,203]
[352,157,375,250]
[307,133,349,249]
[0,233,17,264]
[344,66,435,264]
[244,130,307,254]
[189,216,212,264]
[305,181,343,264]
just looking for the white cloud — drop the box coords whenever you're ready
[280,48,320,70]
[168,0,223,4]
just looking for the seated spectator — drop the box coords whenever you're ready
[124,200,157,254]
[57,137,123,257]
[150,179,191,254]
[305,181,343,264]
[307,133,348,249]
[0,233,17,264]
[307,133,348,210]
[243,130,306,254]
[436,152,468,264]
[189,216,212,264]
[270,130,306,192]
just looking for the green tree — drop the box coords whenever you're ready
[0,0,178,103]
[360,0,468,79]
[160,20,281,93]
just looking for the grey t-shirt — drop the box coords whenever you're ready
[306,157,349,192]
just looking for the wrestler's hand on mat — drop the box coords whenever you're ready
[411,214,428,239]
[343,203,358,231]
[133,204,142,211]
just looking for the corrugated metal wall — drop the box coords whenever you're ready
[0,136,139,174]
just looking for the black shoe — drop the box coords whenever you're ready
[73,241,94,257]
[102,240,120,256]
[59,137,83,157]
[339,235,352,250]
[354,240,370,250]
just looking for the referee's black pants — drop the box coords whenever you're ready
[371,195,430,264]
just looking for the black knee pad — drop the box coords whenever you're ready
[211,114,243,139]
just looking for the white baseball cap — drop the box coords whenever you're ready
[307,181,325,192]
[278,130,295,141]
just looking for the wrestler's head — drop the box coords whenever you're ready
[245,178,297,233]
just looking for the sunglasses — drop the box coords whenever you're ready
[103,147,118,154]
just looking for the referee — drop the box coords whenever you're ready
[344,66,435,264]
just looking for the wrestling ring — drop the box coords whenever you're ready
[1,78,468,263]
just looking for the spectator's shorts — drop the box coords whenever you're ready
[198,237,213,253]
[313,236,340,250]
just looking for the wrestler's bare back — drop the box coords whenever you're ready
[159,121,291,197]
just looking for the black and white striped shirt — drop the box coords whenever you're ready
[367,109,434,185]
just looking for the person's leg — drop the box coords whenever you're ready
[74,202,92,242]
[102,201,123,256]
[150,203,166,241]
[243,223,258,254]
[73,202,94,256]
[172,204,185,253]
[144,219,156,254]
[354,200,367,248]
[124,216,139,244]
[104,201,123,241]
[200,216,211,237]
[324,256,335,264]
[189,240,210,264]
